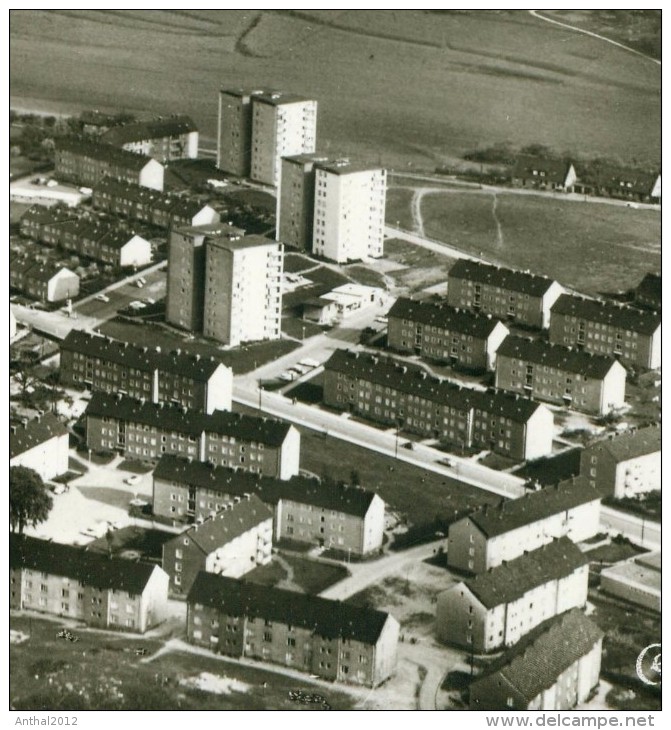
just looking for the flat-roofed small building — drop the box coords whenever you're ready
[187,572,399,686]
[437,538,588,652]
[580,426,661,497]
[495,335,627,416]
[447,260,564,329]
[600,553,661,613]
[447,478,601,574]
[469,610,603,711]
[549,294,661,370]
[387,297,509,371]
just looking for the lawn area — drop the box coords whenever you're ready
[246,554,349,594]
[382,237,456,292]
[87,526,175,561]
[420,191,661,295]
[386,187,416,230]
[281,317,328,340]
[514,447,582,486]
[78,487,134,511]
[603,491,662,523]
[344,264,389,289]
[98,318,299,374]
[75,446,115,465]
[584,537,647,565]
[285,374,324,405]
[117,458,155,474]
[284,252,316,273]
[9,616,356,710]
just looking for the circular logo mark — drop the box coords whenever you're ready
[636,644,661,686]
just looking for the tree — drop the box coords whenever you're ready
[10,466,53,534]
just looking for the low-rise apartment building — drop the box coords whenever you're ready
[101,115,198,162]
[10,413,69,481]
[469,610,603,711]
[10,534,169,633]
[587,167,661,203]
[580,426,661,497]
[437,537,588,652]
[447,260,564,329]
[387,297,509,371]
[92,177,220,230]
[187,572,399,686]
[323,350,553,461]
[9,257,80,303]
[549,294,661,369]
[153,455,385,555]
[85,394,300,479]
[162,494,273,594]
[60,330,233,414]
[447,478,601,574]
[633,273,661,311]
[55,138,164,191]
[510,155,577,192]
[495,335,627,416]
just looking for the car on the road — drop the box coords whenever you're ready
[402,441,415,451]
[279,371,296,382]
[95,293,110,302]
[124,474,142,486]
[47,482,66,495]
[299,358,320,368]
[128,301,147,310]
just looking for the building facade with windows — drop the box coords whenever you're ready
[217,88,263,177]
[323,350,553,461]
[85,394,300,479]
[549,294,661,369]
[187,572,399,686]
[162,494,273,594]
[495,336,627,416]
[387,297,509,371]
[10,413,69,481]
[633,273,661,311]
[447,260,564,329]
[152,455,385,556]
[580,426,661,498]
[511,155,577,192]
[55,138,164,191]
[9,257,80,303]
[60,330,233,414]
[437,538,588,652]
[447,479,601,574]
[469,610,603,711]
[10,535,169,633]
[101,115,198,162]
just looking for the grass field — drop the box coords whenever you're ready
[10,10,660,168]
[417,191,660,294]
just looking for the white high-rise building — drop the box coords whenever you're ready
[203,235,283,347]
[250,93,317,187]
[312,160,387,263]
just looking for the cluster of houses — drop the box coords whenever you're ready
[9,254,80,303]
[511,154,661,204]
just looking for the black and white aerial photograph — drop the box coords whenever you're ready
[8,7,661,718]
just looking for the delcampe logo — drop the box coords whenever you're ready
[636,643,661,686]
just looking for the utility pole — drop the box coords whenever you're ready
[258,379,262,412]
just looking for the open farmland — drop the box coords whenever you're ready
[10,10,660,168]
[413,190,660,295]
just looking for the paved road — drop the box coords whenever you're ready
[529,10,661,66]
[601,505,660,550]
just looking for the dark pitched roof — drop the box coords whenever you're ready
[471,609,604,703]
[464,478,601,538]
[57,137,158,172]
[101,115,197,146]
[86,394,291,447]
[10,413,69,459]
[188,572,392,644]
[388,297,504,338]
[20,205,79,227]
[168,494,272,554]
[61,330,225,382]
[496,335,622,379]
[24,263,76,284]
[550,294,660,335]
[10,534,159,594]
[464,538,587,609]
[590,166,660,196]
[98,229,145,251]
[448,259,559,298]
[153,455,379,518]
[634,273,662,305]
[512,155,574,185]
[325,350,543,423]
[586,425,661,462]
[94,176,165,205]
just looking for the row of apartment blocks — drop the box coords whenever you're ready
[84,393,300,480]
[59,330,233,414]
[153,454,385,561]
[55,138,165,191]
[10,255,79,303]
[217,89,317,187]
[11,534,399,688]
[166,224,283,347]
[323,349,553,461]
[446,260,661,369]
[92,177,220,231]
[20,205,152,269]
[99,114,199,163]
[278,154,386,263]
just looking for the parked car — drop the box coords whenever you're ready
[279,371,295,382]
[299,358,319,368]
[125,474,142,486]
[95,293,110,302]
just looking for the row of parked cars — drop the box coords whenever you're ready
[279,358,320,382]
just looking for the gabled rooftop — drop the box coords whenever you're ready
[188,572,392,644]
[10,413,69,459]
[10,534,159,595]
[448,259,559,298]
[586,425,661,463]
[512,154,574,185]
[57,138,158,171]
[550,294,660,335]
[388,297,504,339]
[101,115,197,146]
